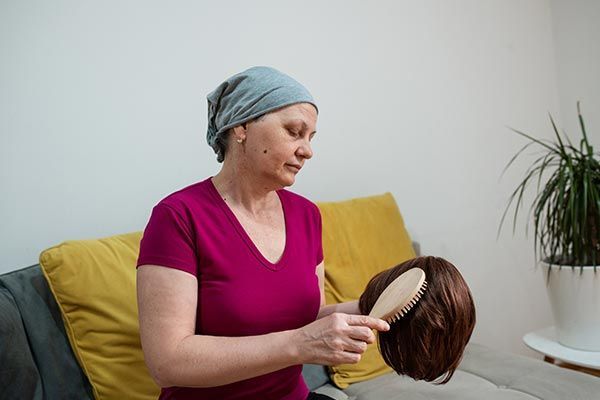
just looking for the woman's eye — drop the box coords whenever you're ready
[288,129,299,137]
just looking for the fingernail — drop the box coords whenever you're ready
[384,323,391,331]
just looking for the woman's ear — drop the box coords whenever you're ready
[231,125,247,142]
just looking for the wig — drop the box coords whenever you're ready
[359,256,476,384]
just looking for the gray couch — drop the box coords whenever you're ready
[2,263,600,399]
[303,342,600,399]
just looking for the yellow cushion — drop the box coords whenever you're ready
[39,231,160,400]
[316,193,416,389]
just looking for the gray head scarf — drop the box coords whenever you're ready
[206,66,318,162]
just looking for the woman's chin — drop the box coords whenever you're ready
[280,173,296,187]
[283,177,295,187]
[269,170,297,188]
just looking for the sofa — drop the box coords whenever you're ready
[2,192,600,400]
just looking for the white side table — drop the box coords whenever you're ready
[523,326,600,378]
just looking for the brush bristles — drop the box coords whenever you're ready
[386,280,428,324]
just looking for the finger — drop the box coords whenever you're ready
[347,314,390,332]
[347,326,376,344]
[343,338,368,354]
[342,338,367,354]
[340,351,362,364]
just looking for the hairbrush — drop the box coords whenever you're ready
[368,267,428,324]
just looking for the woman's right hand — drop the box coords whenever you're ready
[292,313,390,366]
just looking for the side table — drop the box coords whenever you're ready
[523,326,600,378]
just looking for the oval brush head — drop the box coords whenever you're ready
[367,267,428,324]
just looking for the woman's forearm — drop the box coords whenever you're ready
[317,300,361,319]
[157,301,361,388]
[159,330,299,388]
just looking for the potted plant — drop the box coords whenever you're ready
[498,101,600,351]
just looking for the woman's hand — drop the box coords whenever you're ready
[292,312,390,365]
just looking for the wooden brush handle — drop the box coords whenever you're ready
[368,268,426,321]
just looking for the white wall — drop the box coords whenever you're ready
[1,0,597,359]
[550,0,600,141]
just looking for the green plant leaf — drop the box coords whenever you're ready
[577,101,593,156]
[500,103,600,267]
[506,126,556,152]
[499,140,538,181]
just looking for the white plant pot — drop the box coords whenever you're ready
[541,261,600,351]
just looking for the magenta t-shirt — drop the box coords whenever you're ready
[136,177,323,400]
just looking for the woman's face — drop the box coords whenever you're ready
[237,102,318,188]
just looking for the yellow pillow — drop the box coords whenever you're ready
[316,192,416,389]
[39,231,160,400]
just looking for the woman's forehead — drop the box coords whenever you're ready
[274,103,317,126]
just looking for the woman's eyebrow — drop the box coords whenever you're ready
[290,119,317,135]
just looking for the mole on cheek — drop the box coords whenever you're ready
[263,149,268,154]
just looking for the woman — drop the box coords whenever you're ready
[136,66,390,400]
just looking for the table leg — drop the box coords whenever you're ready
[544,356,555,364]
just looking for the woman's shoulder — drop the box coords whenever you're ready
[153,177,215,213]
[278,188,320,217]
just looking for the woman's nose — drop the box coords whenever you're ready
[297,139,313,159]
[296,142,313,160]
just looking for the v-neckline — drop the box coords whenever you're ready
[208,177,289,271]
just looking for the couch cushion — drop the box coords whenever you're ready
[0,285,41,399]
[342,342,600,400]
[0,265,94,399]
[313,383,353,400]
[316,193,416,389]
[39,232,160,400]
[303,363,331,390]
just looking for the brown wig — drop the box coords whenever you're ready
[358,256,476,384]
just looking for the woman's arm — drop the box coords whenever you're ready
[315,261,362,319]
[137,265,300,389]
[317,300,360,319]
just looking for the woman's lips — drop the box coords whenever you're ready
[286,164,301,172]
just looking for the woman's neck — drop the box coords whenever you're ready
[211,163,278,216]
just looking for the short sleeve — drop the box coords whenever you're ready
[136,203,198,277]
[314,204,324,266]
